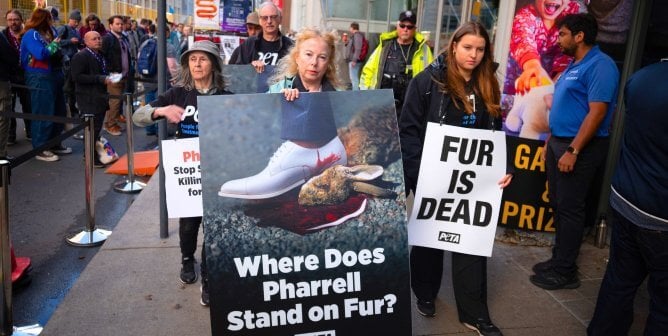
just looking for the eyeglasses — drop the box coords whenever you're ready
[259,15,279,22]
[398,23,415,30]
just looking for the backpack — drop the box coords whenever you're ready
[136,37,157,77]
[358,34,369,62]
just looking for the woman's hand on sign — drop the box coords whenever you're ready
[497,174,513,189]
[281,88,300,101]
[154,104,185,124]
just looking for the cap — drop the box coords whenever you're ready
[398,10,416,25]
[246,12,259,26]
[180,40,224,71]
[69,10,82,21]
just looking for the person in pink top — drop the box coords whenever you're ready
[503,0,585,97]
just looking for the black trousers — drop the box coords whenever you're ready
[10,85,31,138]
[410,246,490,322]
[179,216,207,277]
[546,137,608,275]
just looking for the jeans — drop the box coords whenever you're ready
[546,136,608,275]
[587,208,668,336]
[348,61,361,91]
[26,71,66,150]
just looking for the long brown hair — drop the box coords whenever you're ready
[270,27,342,89]
[440,21,500,117]
[22,8,54,40]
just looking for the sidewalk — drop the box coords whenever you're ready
[41,176,648,335]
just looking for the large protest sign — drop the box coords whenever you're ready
[198,90,411,335]
[498,136,553,232]
[409,123,506,257]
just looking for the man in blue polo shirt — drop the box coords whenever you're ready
[530,13,619,290]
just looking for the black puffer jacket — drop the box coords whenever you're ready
[399,56,505,194]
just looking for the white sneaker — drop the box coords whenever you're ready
[219,137,347,199]
[36,150,60,162]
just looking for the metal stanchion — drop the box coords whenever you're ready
[595,217,608,249]
[1,161,12,335]
[1,161,42,335]
[114,93,147,193]
[66,115,111,247]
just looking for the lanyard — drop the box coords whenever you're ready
[86,47,107,75]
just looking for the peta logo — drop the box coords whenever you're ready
[438,231,460,244]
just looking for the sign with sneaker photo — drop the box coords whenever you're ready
[408,123,507,257]
[198,90,412,335]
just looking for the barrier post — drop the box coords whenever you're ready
[1,160,12,335]
[66,115,111,247]
[114,93,147,193]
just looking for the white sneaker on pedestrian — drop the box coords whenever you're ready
[36,150,60,162]
[218,137,347,199]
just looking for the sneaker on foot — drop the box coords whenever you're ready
[116,115,127,123]
[51,145,73,155]
[200,277,209,307]
[218,137,347,199]
[530,268,580,290]
[179,258,198,284]
[416,299,435,317]
[462,318,503,336]
[532,259,554,274]
[36,150,59,162]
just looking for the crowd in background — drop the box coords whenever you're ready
[0,6,194,164]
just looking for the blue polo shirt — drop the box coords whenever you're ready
[549,45,619,137]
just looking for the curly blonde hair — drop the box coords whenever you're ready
[270,27,342,89]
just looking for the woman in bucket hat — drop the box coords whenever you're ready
[133,40,232,306]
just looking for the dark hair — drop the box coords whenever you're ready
[5,9,23,21]
[140,18,150,26]
[148,24,156,34]
[350,22,359,30]
[440,21,500,117]
[85,13,100,25]
[108,15,124,25]
[557,13,598,45]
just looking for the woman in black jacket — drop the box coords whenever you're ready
[400,22,512,336]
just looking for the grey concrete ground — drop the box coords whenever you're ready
[41,175,650,336]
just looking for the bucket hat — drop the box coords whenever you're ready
[180,40,224,71]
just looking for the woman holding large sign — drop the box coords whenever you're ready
[132,40,232,306]
[400,22,512,336]
[218,27,347,199]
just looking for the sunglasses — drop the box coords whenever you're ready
[259,15,279,22]
[399,23,415,30]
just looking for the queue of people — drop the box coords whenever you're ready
[2,5,665,336]
[0,6,193,164]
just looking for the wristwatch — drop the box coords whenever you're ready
[567,146,579,155]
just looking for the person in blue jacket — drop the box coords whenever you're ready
[21,8,72,162]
